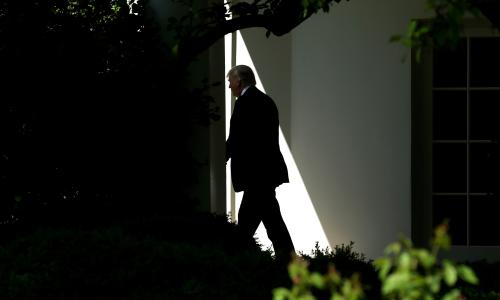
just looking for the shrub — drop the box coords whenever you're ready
[0,213,284,300]
[273,224,483,300]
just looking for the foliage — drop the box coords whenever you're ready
[0,213,377,300]
[300,242,375,283]
[1,216,499,300]
[273,256,364,300]
[0,0,222,224]
[165,0,350,60]
[302,0,345,16]
[391,0,481,61]
[0,213,284,300]
[463,260,500,299]
[374,222,478,300]
[273,224,482,300]
[274,242,378,300]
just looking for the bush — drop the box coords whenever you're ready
[273,223,498,300]
[298,242,380,299]
[4,216,498,300]
[0,213,284,300]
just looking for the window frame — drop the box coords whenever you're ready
[411,18,500,260]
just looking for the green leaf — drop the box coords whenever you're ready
[382,272,411,294]
[441,289,461,300]
[415,48,422,63]
[408,20,418,35]
[374,258,392,279]
[457,265,479,285]
[400,237,413,249]
[310,273,325,288]
[398,252,412,271]
[416,26,430,36]
[414,249,435,269]
[273,287,291,300]
[332,294,344,300]
[172,44,179,56]
[341,281,352,296]
[407,289,422,299]
[426,274,441,293]
[298,294,316,300]
[433,222,451,250]
[302,0,309,16]
[443,260,457,286]
[289,259,308,280]
[385,242,401,254]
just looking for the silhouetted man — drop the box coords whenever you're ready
[225,65,295,263]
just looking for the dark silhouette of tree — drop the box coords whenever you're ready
[0,0,208,225]
[0,0,349,226]
[169,0,348,63]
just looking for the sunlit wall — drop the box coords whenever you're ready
[289,0,428,258]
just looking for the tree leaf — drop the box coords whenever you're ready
[374,258,392,279]
[414,249,435,269]
[408,20,417,35]
[385,242,401,255]
[382,272,411,294]
[441,289,461,300]
[310,273,325,288]
[273,287,291,300]
[457,265,479,285]
[398,252,411,271]
[443,260,457,286]
[426,274,441,293]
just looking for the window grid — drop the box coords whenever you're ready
[432,37,500,246]
[431,37,471,245]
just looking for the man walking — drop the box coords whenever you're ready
[225,65,295,263]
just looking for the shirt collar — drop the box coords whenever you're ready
[240,85,251,97]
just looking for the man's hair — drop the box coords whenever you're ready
[227,65,256,87]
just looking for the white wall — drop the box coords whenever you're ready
[290,0,427,258]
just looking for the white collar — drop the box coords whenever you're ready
[240,85,251,96]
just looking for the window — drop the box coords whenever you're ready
[412,26,500,247]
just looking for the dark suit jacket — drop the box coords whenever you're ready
[226,85,289,192]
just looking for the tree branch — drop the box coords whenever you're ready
[174,0,332,64]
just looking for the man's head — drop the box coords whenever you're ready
[227,65,256,97]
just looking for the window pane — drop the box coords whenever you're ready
[433,38,467,88]
[433,195,467,245]
[470,143,500,194]
[470,195,500,245]
[433,91,467,140]
[470,90,500,140]
[433,143,467,193]
[470,37,500,87]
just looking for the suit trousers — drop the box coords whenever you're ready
[238,186,295,262]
